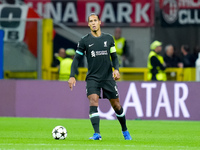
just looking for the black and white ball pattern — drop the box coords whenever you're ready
[52,126,67,140]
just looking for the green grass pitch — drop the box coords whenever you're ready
[0,117,200,150]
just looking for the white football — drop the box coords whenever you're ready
[52,126,67,140]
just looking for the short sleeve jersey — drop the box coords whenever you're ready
[77,32,115,81]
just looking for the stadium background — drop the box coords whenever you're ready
[0,0,200,121]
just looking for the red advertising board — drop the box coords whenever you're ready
[160,0,200,9]
[24,0,154,27]
[0,5,40,57]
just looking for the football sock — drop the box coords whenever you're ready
[115,107,127,131]
[89,106,100,133]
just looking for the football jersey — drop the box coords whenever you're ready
[77,32,115,81]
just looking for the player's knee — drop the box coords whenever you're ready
[89,99,98,106]
[88,95,99,106]
[112,102,121,111]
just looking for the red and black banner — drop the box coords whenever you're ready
[24,0,154,27]
[160,0,200,26]
[0,4,40,57]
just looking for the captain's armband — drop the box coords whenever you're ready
[110,46,116,53]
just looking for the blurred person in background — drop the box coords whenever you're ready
[59,48,78,81]
[52,48,66,68]
[192,45,200,62]
[147,40,167,81]
[181,45,196,67]
[113,27,129,67]
[164,44,183,68]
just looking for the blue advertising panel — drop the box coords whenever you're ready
[0,30,4,79]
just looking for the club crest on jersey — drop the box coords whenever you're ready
[91,51,95,57]
[104,41,107,47]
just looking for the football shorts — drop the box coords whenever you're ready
[86,80,119,99]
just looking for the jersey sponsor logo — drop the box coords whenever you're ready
[96,51,108,56]
[104,41,107,47]
[89,43,94,47]
[90,50,108,57]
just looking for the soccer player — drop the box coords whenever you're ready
[68,13,132,140]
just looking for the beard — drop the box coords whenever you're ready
[93,30,97,33]
[91,26,99,33]
[92,28,97,33]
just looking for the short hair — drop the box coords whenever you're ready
[193,45,200,53]
[182,45,190,52]
[88,13,100,22]
[165,44,173,52]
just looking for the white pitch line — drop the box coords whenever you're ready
[0,143,194,149]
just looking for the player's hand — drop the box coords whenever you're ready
[68,77,76,91]
[113,69,120,80]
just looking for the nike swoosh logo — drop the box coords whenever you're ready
[89,44,94,47]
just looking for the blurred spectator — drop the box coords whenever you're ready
[181,45,196,67]
[193,45,200,61]
[113,27,129,67]
[51,48,66,68]
[147,40,167,81]
[163,44,183,68]
[59,48,78,81]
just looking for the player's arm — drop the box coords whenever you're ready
[110,46,120,80]
[69,39,85,90]
[68,52,83,91]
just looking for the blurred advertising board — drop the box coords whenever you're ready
[0,80,199,120]
[160,0,200,26]
[0,5,28,42]
[24,0,154,27]
[0,4,41,57]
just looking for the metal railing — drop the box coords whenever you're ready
[47,67,196,81]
